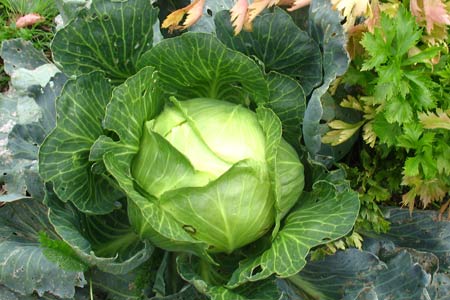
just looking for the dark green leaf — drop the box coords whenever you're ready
[266,72,306,145]
[177,255,283,300]
[52,0,159,82]
[215,8,322,95]
[45,189,152,275]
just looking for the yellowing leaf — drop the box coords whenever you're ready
[419,109,450,130]
[401,189,417,213]
[230,0,249,35]
[340,95,363,111]
[331,0,372,30]
[162,0,206,33]
[322,120,365,146]
[362,122,377,147]
[402,176,447,210]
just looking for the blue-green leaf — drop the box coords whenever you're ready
[0,39,49,75]
[0,199,85,298]
[372,208,450,272]
[286,248,433,300]
[283,208,450,300]
[1,39,66,202]
[302,0,350,161]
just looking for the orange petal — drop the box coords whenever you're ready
[183,0,206,28]
[230,0,249,35]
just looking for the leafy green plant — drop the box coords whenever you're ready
[323,4,450,212]
[1,1,448,299]
[0,0,361,299]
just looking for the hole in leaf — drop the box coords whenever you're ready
[102,15,110,21]
[105,130,120,142]
[206,8,213,16]
[251,265,262,276]
[183,225,196,234]
[16,48,21,52]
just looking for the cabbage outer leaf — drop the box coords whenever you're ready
[227,180,359,287]
[256,107,304,237]
[215,8,322,96]
[52,0,159,82]
[137,32,269,106]
[39,72,122,214]
[45,188,152,275]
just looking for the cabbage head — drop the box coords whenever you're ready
[131,97,303,254]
